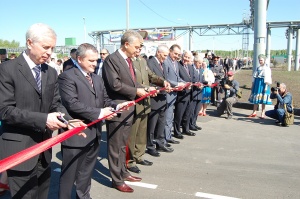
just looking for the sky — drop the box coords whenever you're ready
[1,0,299,51]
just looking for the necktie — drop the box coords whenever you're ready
[126,58,135,82]
[33,65,41,91]
[86,73,94,88]
[160,62,164,71]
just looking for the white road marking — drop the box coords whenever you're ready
[125,181,158,189]
[195,192,240,199]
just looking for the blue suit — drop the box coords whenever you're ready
[163,56,184,141]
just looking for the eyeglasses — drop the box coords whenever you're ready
[213,60,218,61]
[100,53,107,55]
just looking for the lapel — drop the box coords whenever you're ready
[74,68,95,95]
[17,56,41,95]
[155,60,164,77]
[116,51,135,85]
[167,56,177,75]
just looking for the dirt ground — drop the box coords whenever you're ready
[233,65,300,108]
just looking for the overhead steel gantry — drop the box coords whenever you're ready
[89,22,252,51]
[89,20,299,48]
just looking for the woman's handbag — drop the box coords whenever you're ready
[284,102,294,126]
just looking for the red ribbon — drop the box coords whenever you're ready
[0,84,193,173]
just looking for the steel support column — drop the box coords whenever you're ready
[253,0,267,73]
[266,27,271,67]
[287,27,293,71]
[295,28,300,71]
[189,28,193,51]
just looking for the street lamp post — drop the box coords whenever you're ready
[83,17,86,43]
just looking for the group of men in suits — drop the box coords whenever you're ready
[0,23,206,197]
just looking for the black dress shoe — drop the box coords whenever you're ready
[195,125,202,130]
[157,146,174,153]
[173,134,184,139]
[137,160,153,166]
[183,131,196,136]
[190,126,198,131]
[167,139,180,144]
[147,150,161,157]
[127,166,141,174]
[165,143,171,147]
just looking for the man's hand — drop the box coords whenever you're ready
[67,119,87,138]
[101,107,117,120]
[164,81,172,92]
[148,87,158,97]
[136,88,148,97]
[224,84,230,89]
[46,112,68,131]
[117,101,135,111]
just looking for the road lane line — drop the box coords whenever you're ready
[195,192,240,199]
[125,181,158,189]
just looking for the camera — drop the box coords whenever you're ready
[271,82,280,92]
[219,77,232,87]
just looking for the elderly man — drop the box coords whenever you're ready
[102,30,148,193]
[174,51,195,137]
[147,45,173,157]
[0,23,85,199]
[265,83,293,126]
[189,55,203,131]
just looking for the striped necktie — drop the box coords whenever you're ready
[86,73,94,88]
[33,65,41,91]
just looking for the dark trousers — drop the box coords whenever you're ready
[174,98,191,135]
[189,100,201,127]
[147,107,166,150]
[106,120,132,186]
[7,156,51,199]
[59,139,99,199]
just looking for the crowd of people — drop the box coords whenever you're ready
[0,23,294,198]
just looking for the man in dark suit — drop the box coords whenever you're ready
[102,30,148,193]
[174,51,196,137]
[58,43,129,198]
[0,23,85,199]
[164,44,186,143]
[94,48,109,76]
[63,48,77,71]
[147,45,173,157]
[0,49,9,63]
[189,55,203,131]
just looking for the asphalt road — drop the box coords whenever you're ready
[2,105,300,199]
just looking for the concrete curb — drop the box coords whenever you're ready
[233,102,300,116]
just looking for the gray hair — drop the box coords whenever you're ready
[280,83,286,90]
[25,23,56,47]
[76,43,98,59]
[258,54,267,60]
[156,45,169,54]
[121,30,143,46]
[194,55,203,62]
[183,50,193,57]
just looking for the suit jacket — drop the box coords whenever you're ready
[147,57,167,110]
[164,55,184,103]
[63,58,76,71]
[0,55,70,171]
[177,61,192,102]
[58,67,116,147]
[102,50,141,122]
[190,65,202,101]
[133,57,164,115]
